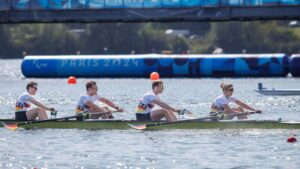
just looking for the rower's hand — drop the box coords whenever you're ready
[255,110,262,114]
[116,107,124,112]
[177,109,193,117]
[183,109,193,116]
[176,109,182,114]
[49,108,56,112]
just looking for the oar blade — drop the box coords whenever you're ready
[127,123,147,130]
[0,122,18,130]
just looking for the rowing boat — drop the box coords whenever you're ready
[1,119,300,130]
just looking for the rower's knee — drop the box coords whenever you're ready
[165,110,173,116]
[238,107,244,112]
[38,107,46,113]
[160,109,168,116]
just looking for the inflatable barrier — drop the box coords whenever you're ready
[290,54,300,77]
[21,54,290,78]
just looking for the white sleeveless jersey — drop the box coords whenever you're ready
[15,92,33,112]
[211,95,237,112]
[76,94,101,113]
[136,90,160,114]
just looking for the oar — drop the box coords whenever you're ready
[212,110,262,120]
[0,111,113,130]
[128,111,261,130]
[0,114,80,130]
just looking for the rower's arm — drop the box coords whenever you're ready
[235,100,256,111]
[152,99,179,112]
[28,97,55,111]
[99,97,124,112]
[85,101,106,112]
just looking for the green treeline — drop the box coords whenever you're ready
[0,21,299,58]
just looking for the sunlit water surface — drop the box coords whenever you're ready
[0,59,299,169]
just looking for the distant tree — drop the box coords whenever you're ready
[207,21,300,54]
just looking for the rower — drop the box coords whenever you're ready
[211,83,262,120]
[75,81,124,121]
[15,81,56,121]
[136,80,180,122]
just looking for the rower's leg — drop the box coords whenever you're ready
[167,110,177,122]
[232,107,247,119]
[150,109,177,122]
[100,113,110,119]
[89,113,110,119]
[26,109,38,120]
[26,108,48,120]
[150,109,165,121]
[103,107,114,119]
[223,112,234,120]
[37,108,48,120]
[90,114,101,119]
[90,108,110,119]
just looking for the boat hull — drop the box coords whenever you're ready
[1,119,300,130]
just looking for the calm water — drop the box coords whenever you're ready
[0,59,299,169]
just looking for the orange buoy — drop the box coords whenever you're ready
[68,76,77,84]
[287,136,297,143]
[150,72,160,81]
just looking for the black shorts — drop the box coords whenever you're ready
[15,111,28,121]
[136,113,152,121]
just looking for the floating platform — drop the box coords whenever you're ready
[256,83,300,96]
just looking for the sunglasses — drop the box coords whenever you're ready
[227,88,234,91]
[32,86,38,90]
